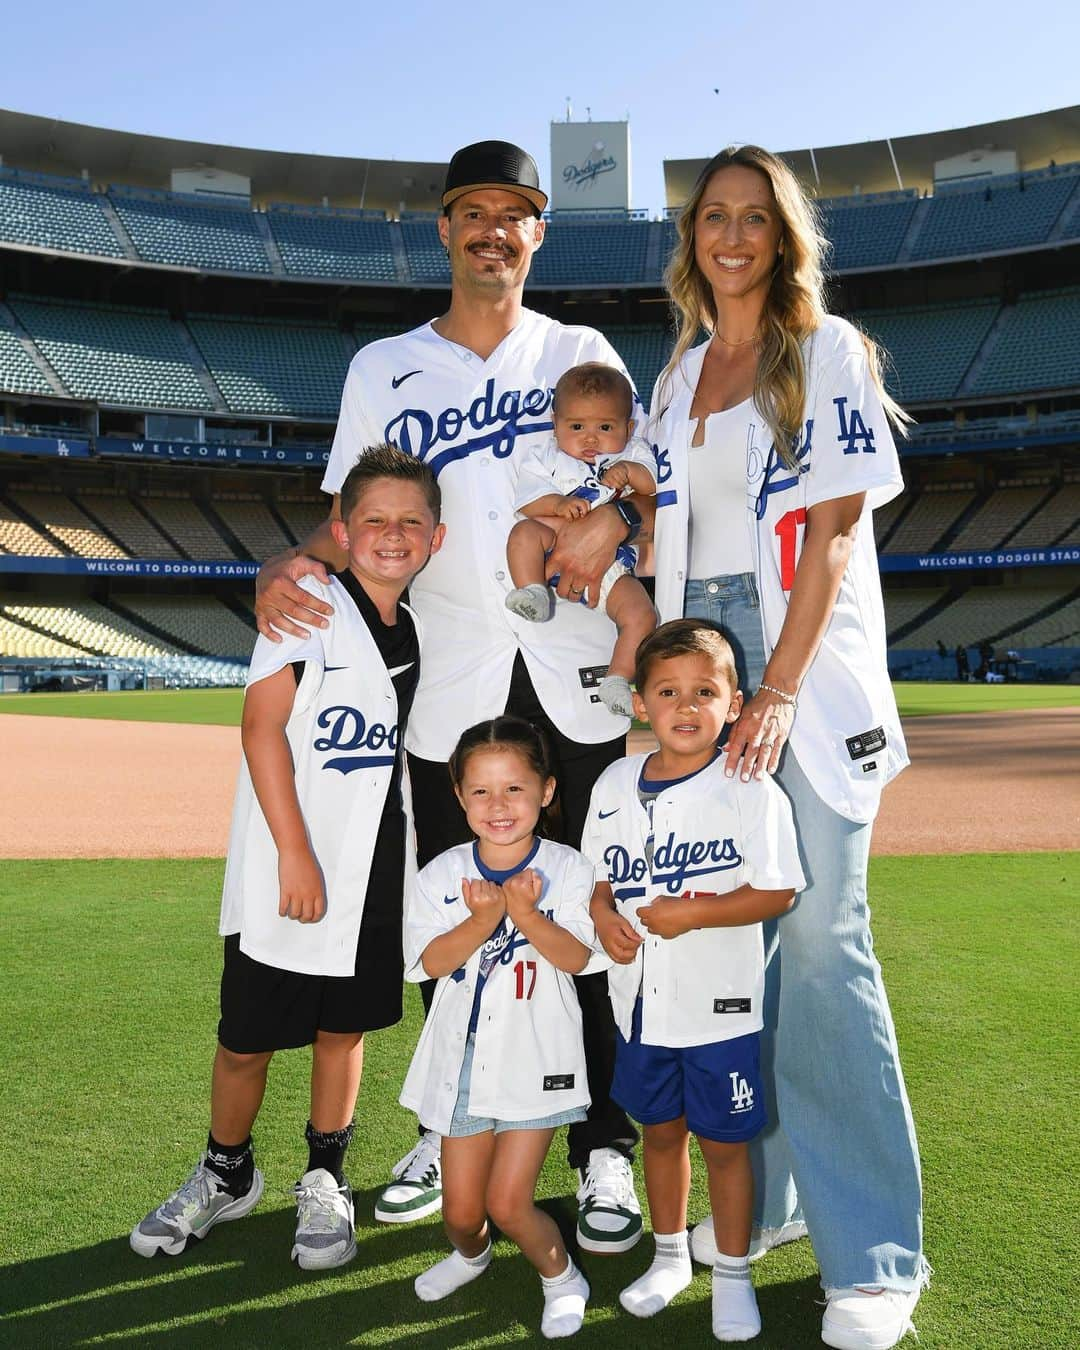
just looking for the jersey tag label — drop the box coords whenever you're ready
[579,665,609,705]
[862,761,878,773]
[846,726,886,761]
[543,1074,575,1091]
[714,998,752,1014]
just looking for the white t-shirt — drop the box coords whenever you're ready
[687,404,756,578]
[398,837,597,1133]
[650,316,908,823]
[220,575,417,976]
[323,309,638,759]
[581,753,805,1048]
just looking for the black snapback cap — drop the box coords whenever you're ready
[441,140,547,215]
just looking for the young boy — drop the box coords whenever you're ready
[130,444,444,1269]
[581,619,805,1341]
[505,362,657,718]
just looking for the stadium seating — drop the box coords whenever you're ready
[531,220,650,286]
[6,487,128,558]
[140,495,233,558]
[211,493,292,558]
[873,492,908,547]
[819,193,918,271]
[894,586,1078,649]
[0,599,176,658]
[970,287,1080,397]
[884,484,976,552]
[73,488,181,557]
[109,186,270,273]
[8,297,211,409]
[267,206,398,282]
[187,316,350,417]
[0,611,87,657]
[399,219,451,284]
[114,594,256,659]
[0,167,122,258]
[275,494,327,543]
[911,168,1079,260]
[857,299,999,403]
[883,587,949,639]
[0,498,63,555]
[947,484,1052,550]
[604,325,673,402]
[0,308,53,396]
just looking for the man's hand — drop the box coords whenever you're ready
[636,897,695,940]
[462,877,506,934]
[595,905,644,963]
[545,504,626,607]
[503,869,543,926]
[255,551,333,641]
[278,848,326,923]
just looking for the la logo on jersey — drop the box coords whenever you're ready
[729,1071,755,1114]
[384,378,554,478]
[833,396,876,455]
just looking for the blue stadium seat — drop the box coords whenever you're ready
[110,186,270,273]
[267,206,397,282]
[187,316,352,417]
[856,299,999,402]
[971,287,1080,396]
[0,167,122,258]
[911,169,1079,260]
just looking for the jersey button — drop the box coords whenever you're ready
[495,570,506,581]
[488,510,498,521]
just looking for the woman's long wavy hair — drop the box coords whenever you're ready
[661,145,907,467]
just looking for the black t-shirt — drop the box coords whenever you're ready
[294,570,419,927]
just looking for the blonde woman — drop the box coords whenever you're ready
[649,146,928,1350]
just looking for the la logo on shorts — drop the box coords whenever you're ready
[729,1071,755,1114]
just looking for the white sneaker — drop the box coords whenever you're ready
[292,1168,356,1269]
[575,1147,643,1254]
[821,1285,922,1350]
[130,1156,263,1257]
[690,1214,808,1265]
[374,1131,443,1224]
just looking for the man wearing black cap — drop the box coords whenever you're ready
[255,140,645,1258]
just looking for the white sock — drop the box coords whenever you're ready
[619,1230,692,1317]
[598,674,634,717]
[712,1251,760,1342]
[414,1242,492,1302]
[540,1258,590,1339]
[506,584,553,622]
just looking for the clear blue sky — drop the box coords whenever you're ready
[2,1,1078,212]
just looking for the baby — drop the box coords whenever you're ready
[505,362,657,717]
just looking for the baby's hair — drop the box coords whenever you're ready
[339,443,441,524]
[449,715,554,791]
[554,362,634,420]
[634,618,739,692]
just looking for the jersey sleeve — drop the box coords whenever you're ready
[580,772,617,885]
[244,576,329,709]
[736,776,806,894]
[805,324,905,514]
[615,436,658,486]
[322,354,387,496]
[402,861,458,983]
[513,443,561,512]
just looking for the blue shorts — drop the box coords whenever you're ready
[611,999,766,1143]
[446,1034,588,1138]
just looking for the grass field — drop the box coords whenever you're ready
[0,681,1077,727]
[1,852,1076,1348]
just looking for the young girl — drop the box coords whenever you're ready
[399,716,596,1339]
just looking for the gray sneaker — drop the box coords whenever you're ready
[130,1156,263,1257]
[291,1167,356,1269]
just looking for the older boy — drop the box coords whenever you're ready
[130,445,444,1269]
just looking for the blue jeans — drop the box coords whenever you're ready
[684,574,767,696]
[763,749,925,1290]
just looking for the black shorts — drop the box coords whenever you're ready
[218,916,404,1054]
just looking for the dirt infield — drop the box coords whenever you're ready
[0,709,1076,859]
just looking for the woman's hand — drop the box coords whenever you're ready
[724,689,796,781]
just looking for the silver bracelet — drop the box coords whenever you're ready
[758,682,798,710]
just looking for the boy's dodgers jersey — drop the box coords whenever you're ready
[581,753,805,1048]
[650,316,908,823]
[323,309,637,760]
[220,574,417,977]
[399,838,596,1133]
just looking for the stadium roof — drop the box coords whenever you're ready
[0,109,447,212]
[664,105,1080,205]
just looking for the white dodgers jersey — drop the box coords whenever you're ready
[323,309,638,760]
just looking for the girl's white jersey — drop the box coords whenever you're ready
[323,309,636,760]
[221,574,416,976]
[650,316,909,823]
[399,838,596,1134]
[582,754,805,1048]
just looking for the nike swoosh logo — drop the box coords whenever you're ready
[392,370,422,389]
[442,895,458,905]
[324,665,348,673]
[598,808,620,820]
[387,662,414,678]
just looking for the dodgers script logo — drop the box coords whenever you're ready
[749,419,813,519]
[385,379,554,478]
[314,704,398,775]
[604,838,742,895]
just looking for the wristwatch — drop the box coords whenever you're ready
[612,497,642,544]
